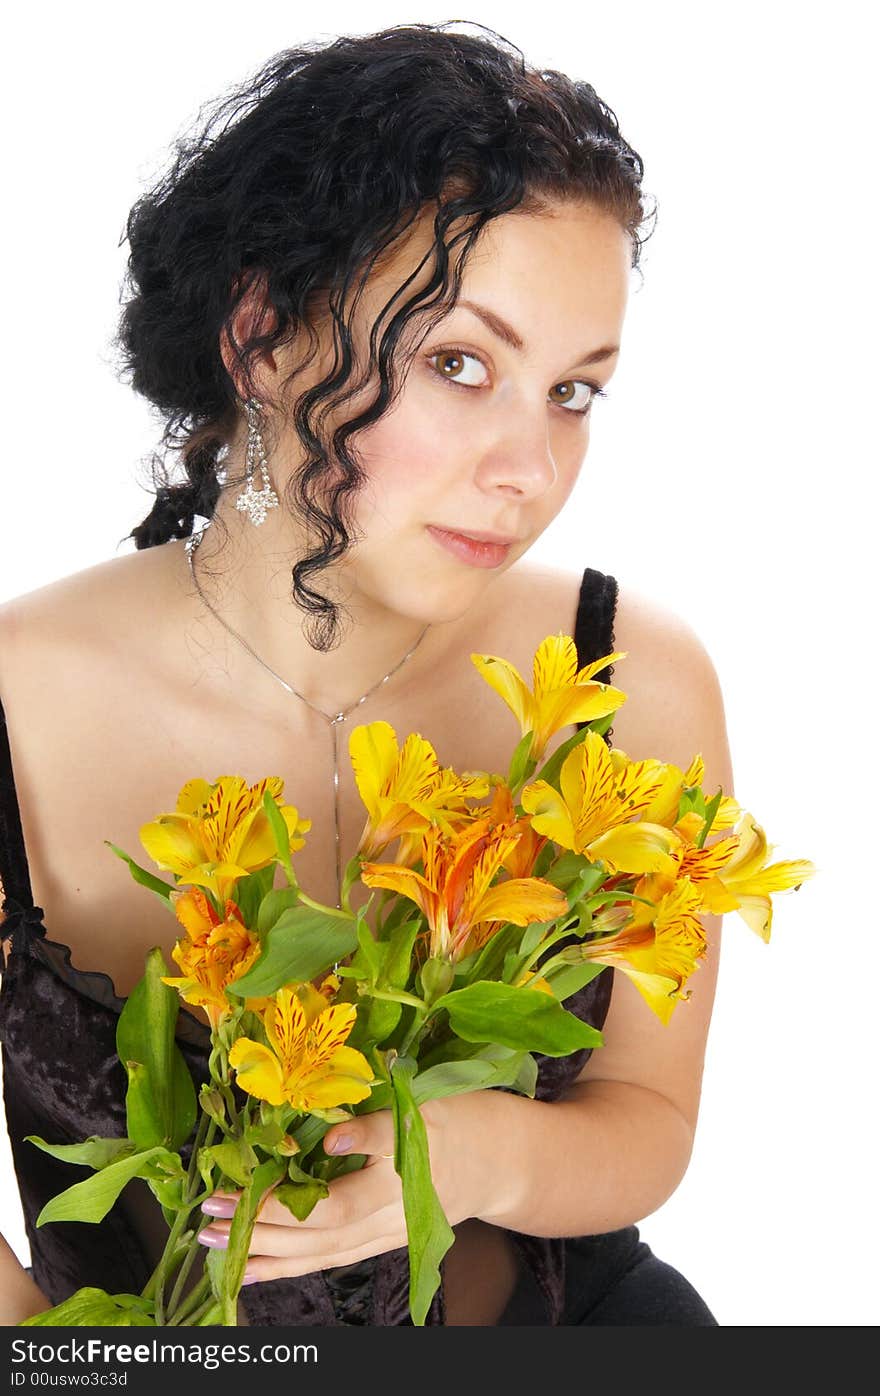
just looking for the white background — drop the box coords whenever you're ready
[1,1,876,1326]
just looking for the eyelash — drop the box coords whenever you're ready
[425,346,608,416]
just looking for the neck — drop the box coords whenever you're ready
[178,495,441,715]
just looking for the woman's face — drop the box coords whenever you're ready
[272,198,632,623]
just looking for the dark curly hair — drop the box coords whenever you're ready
[117,20,651,650]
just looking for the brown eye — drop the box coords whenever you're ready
[436,351,464,377]
[549,380,599,414]
[428,349,489,388]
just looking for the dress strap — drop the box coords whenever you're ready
[573,567,619,748]
[0,693,40,931]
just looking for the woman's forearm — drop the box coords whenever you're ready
[476,1078,695,1238]
[0,1231,49,1325]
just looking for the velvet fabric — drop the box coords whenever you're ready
[0,567,619,1326]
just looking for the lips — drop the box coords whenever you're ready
[425,525,516,569]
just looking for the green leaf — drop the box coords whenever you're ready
[365,996,403,1046]
[695,787,724,849]
[384,919,421,987]
[244,1118,286,1152]
[35,1147,185,1226]
[274,1175,330,1221]
[229,906,360,997]
[544,962,607,1003]
[411,1050,532,1103]
[104,842,175,906]
[256,886,301,935]
[262,789,296,883]
[433,981,603,1056]
[507,730,536,788]
[116,949,197,1151]
[356,918,386,981]
[22,1288,156,1327]
[204,1138,259,1188]
[390,1056,455,1327]
[233,864,277,927]
[414,1040,538,1099]
[25,1136,137,1171]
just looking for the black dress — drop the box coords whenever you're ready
[0,566,716,1325]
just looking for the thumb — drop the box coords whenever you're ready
[324,1109,395,1159]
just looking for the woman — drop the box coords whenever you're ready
[0,22,730,1326]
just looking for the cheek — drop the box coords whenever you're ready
[352,403,451,523]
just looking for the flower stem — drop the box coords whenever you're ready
[167,1273,212,1326]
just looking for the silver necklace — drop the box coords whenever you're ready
[185,528,431,908]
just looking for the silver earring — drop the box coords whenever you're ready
[235,398,280,526]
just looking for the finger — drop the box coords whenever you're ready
[241,1229,405,1284]
[324,1108,396,1161]
[255,1158,399,1231]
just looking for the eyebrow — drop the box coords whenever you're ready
[455,298,620,367]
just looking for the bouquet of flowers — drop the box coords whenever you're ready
[21,635,815,1327]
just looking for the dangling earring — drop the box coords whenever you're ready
[235,397,280,526]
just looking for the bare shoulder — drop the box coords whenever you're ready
[611,580,732,773]
[0,544,181,709]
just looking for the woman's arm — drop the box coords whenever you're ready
[479,604,734,1235]
[0,1231,49,1325]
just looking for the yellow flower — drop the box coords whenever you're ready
[140,775,311,899]
[361,816,569,961]
[349,721,489,861]
[697,812,817,942]
[521,730,682,877]
[228,985,374,1111]
[578,878,709,1024]
[471,633,629,762]
[161,889,263,1030]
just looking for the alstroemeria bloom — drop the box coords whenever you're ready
[140,775,311,899]
[361,816,569,961]
[350,720,489,861]
[228,984,374,1111]
[577,877,709,1024]
[471,632,629,762]
[521,730,682,877]
[482,781,549,879]
[161,889,263,1029]
[696,811,816,942]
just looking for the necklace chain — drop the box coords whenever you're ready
[185,529,431,907]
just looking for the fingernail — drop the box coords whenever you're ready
[202,1197,236,1217]
[326,1132,354,1154]
[198,1227,228,1248]
[241,1269,259,1286]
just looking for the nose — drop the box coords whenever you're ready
[473,411,558,500]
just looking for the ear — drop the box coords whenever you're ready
[220,268,280,401]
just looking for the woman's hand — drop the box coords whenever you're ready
[198,1089,518,1284]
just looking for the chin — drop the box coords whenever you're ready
[358,564,492,628]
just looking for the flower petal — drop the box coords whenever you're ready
[349,722,400,820]
[532,634,578,697]
[139,815,205,876]
[587,822,681,878]
[470,653,534,733]
[228,1038,287,1106]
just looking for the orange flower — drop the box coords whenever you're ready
[361,816,568,962]
[161,889,263,1029]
